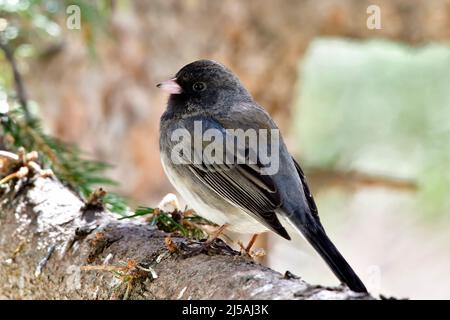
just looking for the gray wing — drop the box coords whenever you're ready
[177,118,290,239]
[292,157,319,219]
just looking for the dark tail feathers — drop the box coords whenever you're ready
[299,220,367,293]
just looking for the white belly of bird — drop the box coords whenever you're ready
[160,157,269,235]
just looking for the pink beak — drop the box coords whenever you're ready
[156,78,182,94]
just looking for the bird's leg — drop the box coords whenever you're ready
[181,224,231,258]
[239,234,259,257]
[207,223,228,243]
[245,234,258,253]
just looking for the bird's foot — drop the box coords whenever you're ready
[174,223,237,258]
[179,238,239,258]
[238,241,251,257]
[238,234,265,259]
[238,241,266,259]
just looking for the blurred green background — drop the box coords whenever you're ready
[295,38,450,216]
[1,0,450,299]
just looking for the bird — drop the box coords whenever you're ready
[157,59,367,293]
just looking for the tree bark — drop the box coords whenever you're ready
[0,175,373,300]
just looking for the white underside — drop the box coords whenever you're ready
[161,156,270,235]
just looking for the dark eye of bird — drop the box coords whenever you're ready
[192,82,206,92]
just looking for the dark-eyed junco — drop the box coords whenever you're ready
[157,60,367,293]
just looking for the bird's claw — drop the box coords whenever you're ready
[237,241,266,259]
[179,238,239,258]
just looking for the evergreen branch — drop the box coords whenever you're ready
[121,206,213,240]
[0,43,128,214]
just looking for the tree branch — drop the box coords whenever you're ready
[307,167,417,192]
[0,175,373,300]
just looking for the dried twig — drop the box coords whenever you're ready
[0,149,53,185]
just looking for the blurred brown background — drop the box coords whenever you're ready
[2,0,450,299]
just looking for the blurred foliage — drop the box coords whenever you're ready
[1,103,129,213]
[0,0,110,54]
[0,0,210,228]
[0,0,128,213]
[294,38,450,215]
